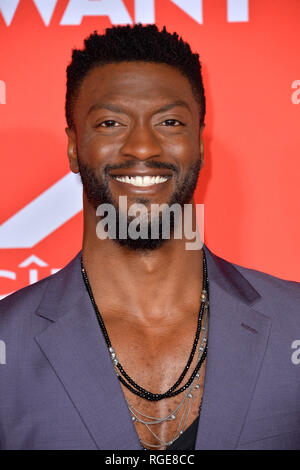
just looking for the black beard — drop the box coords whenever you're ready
[77,158,201,252]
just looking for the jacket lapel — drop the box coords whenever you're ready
[35,254,141,450]
[196,247,272,449]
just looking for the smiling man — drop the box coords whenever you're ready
[0,24,300,451]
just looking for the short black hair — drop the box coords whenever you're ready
[65,24,205,129]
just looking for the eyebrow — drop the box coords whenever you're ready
[87,100,192,116]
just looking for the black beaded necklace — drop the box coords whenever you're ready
[81,251,208,402]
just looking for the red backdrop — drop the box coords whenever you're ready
[1,0,300,299]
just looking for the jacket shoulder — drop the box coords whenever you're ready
[0,252,81,327]
[233,260,300,292]
[205,245,300,311]
[231,259,300,308]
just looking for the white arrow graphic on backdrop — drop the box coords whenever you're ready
[0,172,83,248]
[18,255,48,267]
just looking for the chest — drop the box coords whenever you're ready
[104,310,208,449]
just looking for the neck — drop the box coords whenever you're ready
[81,198,204,322]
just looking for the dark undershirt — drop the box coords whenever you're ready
[167,415,199,450]
[142,415,199,451]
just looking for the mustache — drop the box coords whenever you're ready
[104,160,179,175]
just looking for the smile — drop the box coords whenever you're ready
[112,175,170,187]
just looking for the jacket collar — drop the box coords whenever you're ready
[203,245,261,306]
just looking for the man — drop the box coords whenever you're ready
[0,24,300,451]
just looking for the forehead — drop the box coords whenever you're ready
[74,61,199,118]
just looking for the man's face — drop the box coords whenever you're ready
[66,61,204,250]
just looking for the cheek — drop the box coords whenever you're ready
[77,134,119,167]
[165,137,200,168]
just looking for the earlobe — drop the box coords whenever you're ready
[65,127,79,174]
[199,136,205,169]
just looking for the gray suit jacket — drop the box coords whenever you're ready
[0,245,300,450]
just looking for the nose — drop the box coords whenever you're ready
[120,123,162,161]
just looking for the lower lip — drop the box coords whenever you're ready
[110,177,171,194]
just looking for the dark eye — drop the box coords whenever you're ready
[161,119,183,126]
[97,120,121,128]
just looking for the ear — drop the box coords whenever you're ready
[65,127,79,174]
[199,124,205,169]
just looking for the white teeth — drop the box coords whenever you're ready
[114,175,169,187]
